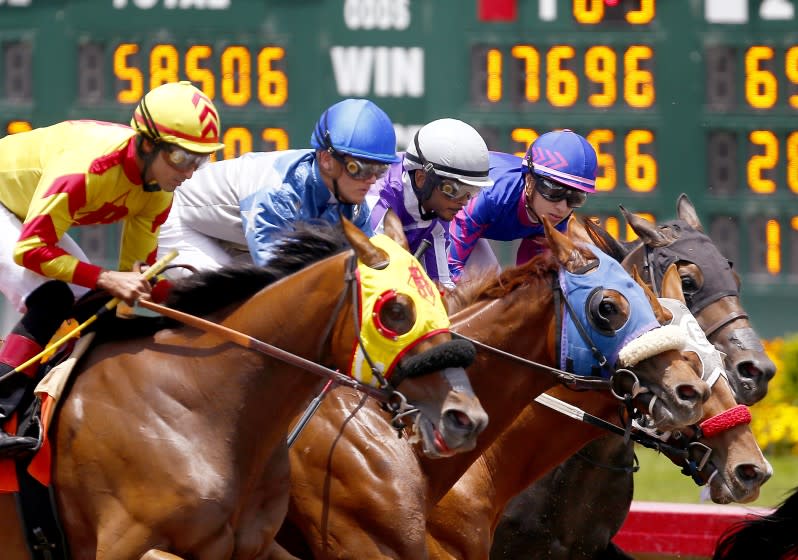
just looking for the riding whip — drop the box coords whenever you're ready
[3,250,178,380]
[287,378,335,447]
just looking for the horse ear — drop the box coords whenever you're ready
[580,216,629,262]
[566,215,593,244]
[620,206,669,248]
[676,193,705,232]
[632,265,673,324]
[543,216,592,272]
[381,209,410,251]
[660,262,686,304]
[341,217,390,269]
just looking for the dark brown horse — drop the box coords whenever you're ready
[428,264,770,560]
[489,195,775,559]
[713,486,798,559]
[0,220,489,560]
[276,218,709,559]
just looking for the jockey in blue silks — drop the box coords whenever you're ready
[157,98,400,271]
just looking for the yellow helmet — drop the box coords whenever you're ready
[131,81,224,154]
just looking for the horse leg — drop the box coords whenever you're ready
[140,551,186,560]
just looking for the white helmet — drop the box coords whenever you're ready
[404,119,493,188]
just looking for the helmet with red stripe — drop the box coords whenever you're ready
[131,81,224,154]
[522,129,597,193]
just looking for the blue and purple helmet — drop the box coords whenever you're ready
[522,129,598,193]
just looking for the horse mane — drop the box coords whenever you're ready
[166,222,348,316]
[713,487,798,559]
[446,252,559,314]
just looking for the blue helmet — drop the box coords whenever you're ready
[310,99,400,164]
[522,129,597,193]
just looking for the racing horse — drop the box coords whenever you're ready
[489,194,775,559]
[428,263,770,560]
[0,219,489,560]
[275,218,709,559]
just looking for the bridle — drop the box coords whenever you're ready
[452,270,657,440]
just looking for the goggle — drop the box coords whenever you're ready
[437,179,482,201]
[162,145,209,172]
[534,175,588,208]
[332,152,390,180]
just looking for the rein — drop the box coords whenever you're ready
[137,299,397,405]
[451,332,610,392]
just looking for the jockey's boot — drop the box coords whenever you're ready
[0,281,73,457]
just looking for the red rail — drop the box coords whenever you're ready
[613,501,773,557]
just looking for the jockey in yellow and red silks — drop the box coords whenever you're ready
[0,80,224,457]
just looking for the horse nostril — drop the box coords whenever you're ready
[735,463,765,484]
[445,409,474,431]
[738,362,763,380]
[676,383,705,403]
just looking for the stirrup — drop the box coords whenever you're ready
[0,431,41,459]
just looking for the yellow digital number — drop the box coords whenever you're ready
[585,46,616,108]
[627,0,655,24]
[258,47,288,107]
[547,45,578,107]
[573,0,654,25]
[748,130,778,194]
[573,0,603,24]
[221,46,252,107]
[114,43,144,104]
[624,45,654,108]
[222,127,253,160]
[587,129,616,191]
[486,48,503,102]
[511,128,539,158]
[766,219,781,275]
[511,45,540,103]
[787,132,798,194]
[787,46,798,109]
[6,120,32,134]
[186,45,215,98]
[149,44,180,89]
[262,128,290,151]
[626,129,657,192]
[745,46,778,109]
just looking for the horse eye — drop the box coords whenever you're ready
[586,288,629,335]
[374,292,416,338]
[680,275,698,293]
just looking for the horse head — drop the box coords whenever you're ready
[544,218,708,431]
[651,263,772,504]
[582,196,776,405]
[334,218,488,458]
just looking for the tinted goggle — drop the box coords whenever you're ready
[332,152,390,180]
[438,179,482,201]
[163,145,209,171]
[534,175,588,208]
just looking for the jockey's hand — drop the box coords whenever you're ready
[96,270,152,306]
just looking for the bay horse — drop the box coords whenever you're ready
[428,264,770,560]
[0,219,489,560]
[489,194,775,559]
[275,218,709,559]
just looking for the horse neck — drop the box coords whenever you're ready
[478,385,619,526]
[422,284,559,502]
[218,252,350,426]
